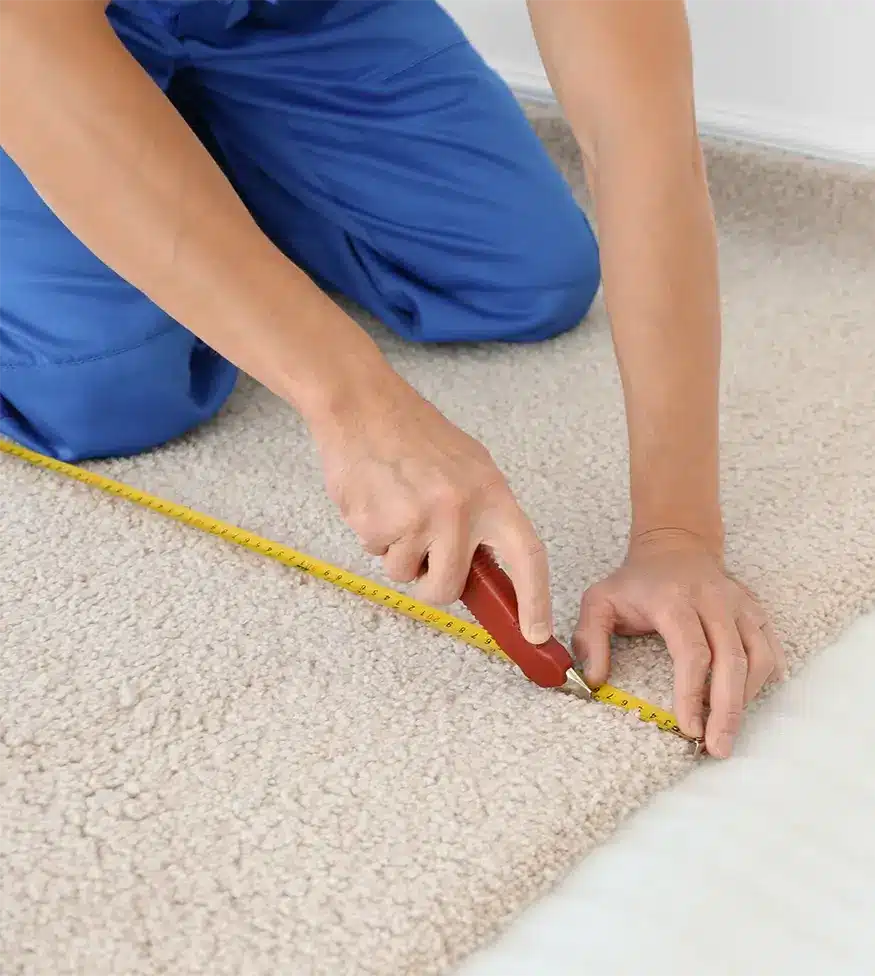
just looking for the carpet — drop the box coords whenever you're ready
[2,112,874,976]
[458,612,875,976]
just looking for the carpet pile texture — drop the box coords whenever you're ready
[2,111,874,976]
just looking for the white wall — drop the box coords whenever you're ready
[442,0,875,165]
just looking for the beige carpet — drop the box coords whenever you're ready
[2,113,874,976]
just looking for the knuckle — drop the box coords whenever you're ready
[733,577,762,604]
[327,478,351,515]
[348,517,381,553]
[582,578,607,599]
[521,535,547,560]
[472,443,497,470]
[383,556,418,584]
[666,581,693,605]
[432,480,469,517]
[478,472,511,504]
[352,510,378,537]
[749,661,774,689]
[740,607,769,631]
[396,502,425,537]
[422,576,464,607]
[686,640,712,670]
[699,579,723,604]
[679,691,705,715]
[580,583,609,613]
[719,708,744,734]
[359,536,386,557]
[727,648,749,680]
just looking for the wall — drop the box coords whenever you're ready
[441,0,875,165]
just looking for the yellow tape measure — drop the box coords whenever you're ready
[1,437,688,740]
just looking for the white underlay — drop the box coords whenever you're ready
[457,611,875,976]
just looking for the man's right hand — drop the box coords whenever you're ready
[0,3,552,641]
[309,368,554,645]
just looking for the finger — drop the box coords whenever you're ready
[490,514,552,645]
[572,592,614,687]
[731,581,788,681]
[413,532,477,606]
[654,607,711,741]
[700,611,748,759]
[737,616,776,704]
[382,538,429,585]
[352,503,423,561]
[764,621,789,680]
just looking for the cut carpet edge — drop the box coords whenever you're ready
[438,594,875,976]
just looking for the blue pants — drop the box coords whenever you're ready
[0,0,600,462]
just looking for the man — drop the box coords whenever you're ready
[0,0,786,758]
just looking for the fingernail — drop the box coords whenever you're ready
[689,716,704,739]
[714,733,734,758]
[528,623,551,645]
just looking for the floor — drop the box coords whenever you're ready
[459,611,875,976]
[2,115,873,975]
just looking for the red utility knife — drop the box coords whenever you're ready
[460,546,591,699]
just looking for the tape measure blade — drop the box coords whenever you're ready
[2,437,684,737]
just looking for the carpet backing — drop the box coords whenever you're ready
[2,112,874,976]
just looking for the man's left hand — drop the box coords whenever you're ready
[572,530,787,758]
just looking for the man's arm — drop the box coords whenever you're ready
[0,0,554,639]
[528,0,786,758]
[528,0,723,549]
[0,0,387,420]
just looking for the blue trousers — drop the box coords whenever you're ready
[0,0,600,462]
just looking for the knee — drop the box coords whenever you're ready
[0,331,237,462]
[505,204,601,342]
[411,204,600,345]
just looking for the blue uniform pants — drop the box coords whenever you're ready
[0,0,600,462]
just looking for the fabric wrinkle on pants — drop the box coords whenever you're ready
[0,0,601,462]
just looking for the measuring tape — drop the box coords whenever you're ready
[1,437,690,741]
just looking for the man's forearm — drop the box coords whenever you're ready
[0,0,390,425]
[588,133,724,550]
[528,0,724,551]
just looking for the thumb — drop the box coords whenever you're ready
[493,528,553,646]
[572,594,615,687]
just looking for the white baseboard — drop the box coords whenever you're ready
[495,64,875,168]
[695,105,875,167]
